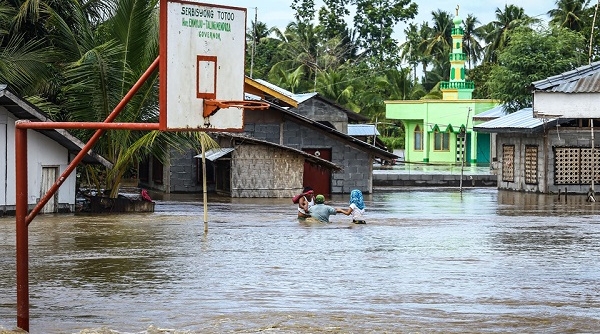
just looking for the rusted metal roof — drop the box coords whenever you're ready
[532,61,600,93]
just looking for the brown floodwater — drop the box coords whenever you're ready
[1,188,600,333]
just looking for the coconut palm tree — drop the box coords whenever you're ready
[480,4,538,63]
[400,23,421,83]
[548,0,591,31]
[423,10,453,80]
[316,67,357,109]
[0,0,63,97]
[463,14,483,70]
[45,0,217,197]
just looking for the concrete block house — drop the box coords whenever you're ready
[474,62,600,194]
[0,86,110,213]
[140,78,396,197]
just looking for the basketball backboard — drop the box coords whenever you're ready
[159,0,247,131]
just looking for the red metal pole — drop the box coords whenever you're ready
[15,123,29,332]
[17,122,161,130]
[23,57,160,225]
[15,57,159,332]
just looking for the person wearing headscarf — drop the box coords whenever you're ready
[297,186,315,219]
[340,189,366,224]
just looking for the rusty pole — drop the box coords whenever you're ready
[15,57,159,331]
[15,123,28,332]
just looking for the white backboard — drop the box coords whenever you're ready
[160,0,246,131]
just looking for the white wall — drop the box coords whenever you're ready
[534,92,600,118]
[0,109,76,210]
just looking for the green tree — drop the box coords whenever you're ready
[548,0,591,31]
[246,20,279,78]
[316,66,357,109]
[291,0,316,25]
[423,9,452,83]
[487,26,585,113]
[480,4,538,63]
[353,0,417,68]
[463,14,483,70]
[400,22,432,83]
[318,0,350,40]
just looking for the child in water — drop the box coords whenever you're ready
[339,189,366,224]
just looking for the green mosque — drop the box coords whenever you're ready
[385,9,499,165]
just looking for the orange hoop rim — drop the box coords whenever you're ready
[203,99,270,117]
[205,99,270,110]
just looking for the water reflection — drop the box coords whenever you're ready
[0,188,599,333]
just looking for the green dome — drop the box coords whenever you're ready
[453,16,462,26]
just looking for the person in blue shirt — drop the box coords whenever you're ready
[307,194,344,223]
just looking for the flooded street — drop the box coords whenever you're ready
[1,188,600,333]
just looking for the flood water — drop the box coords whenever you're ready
[1,188,600,333]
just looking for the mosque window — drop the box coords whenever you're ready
[434,130,450,151]
[414,125,423,151]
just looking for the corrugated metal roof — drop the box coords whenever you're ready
[253,79,320,103]
[250,78,368,122]
[348,124,380,136]
[194,148,235,161]
[254,78,296,99]
[532,61,600,92]
[293,92,318,103]
[472,105,508,121]
[473,108,560,133]
[213,133,343,171]
[265,101,397,161]
[0,86,111,167]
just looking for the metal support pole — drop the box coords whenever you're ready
[14,57,159,332]
[592,119,595,193]
[15,124,28,332]
[201,141,208,232]
[460,108,471,193]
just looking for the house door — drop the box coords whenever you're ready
[302,148,331,196]
[41,166,58,213]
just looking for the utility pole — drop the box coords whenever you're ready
[250,7,257,78]
[590,0,599,65]
[459,107,471,193]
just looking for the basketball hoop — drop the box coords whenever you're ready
[203,100,270,118]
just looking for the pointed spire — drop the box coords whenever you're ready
[441,5,474,100]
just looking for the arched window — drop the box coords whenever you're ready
[414,125,423,150]
[434,130,450,151]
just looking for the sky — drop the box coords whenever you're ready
[213,0,555,42]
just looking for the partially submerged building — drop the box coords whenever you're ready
[474,61,600,194]
[0,86,111,213]
[140,78,397,197]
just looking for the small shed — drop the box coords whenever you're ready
[199,133,341,198]
[0,86,110,213]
